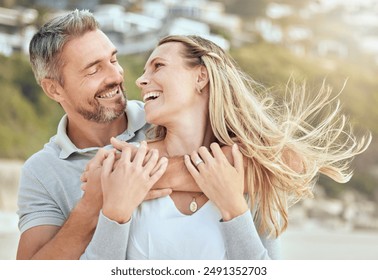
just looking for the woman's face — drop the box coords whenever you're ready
[136,42,207,125]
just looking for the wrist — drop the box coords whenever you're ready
[78,190,103,216]
[102,205,132,224]
[220,201,248,222]
[74,199,100,227]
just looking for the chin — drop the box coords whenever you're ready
[145,114,160,126]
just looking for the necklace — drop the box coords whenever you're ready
[189,193,205,213]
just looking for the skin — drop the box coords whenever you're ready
[97,42,248,220]
[78,39,304,248]
[16,30,170,259]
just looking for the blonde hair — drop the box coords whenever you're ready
[149,35,371,237]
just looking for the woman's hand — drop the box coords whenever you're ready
[82,139,172,201]
[184,143,248,221]
[100,141,168,223]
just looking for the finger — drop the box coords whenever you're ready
[119,145,132,164]
[111,137,140,158]
[133,141,148,166]
[209,143,228,161]
[144,149,159,171]
[110,137,130,150]
[143,147,154,166]
[190,151,205,170]
[114,151,122,161]
[197,146,214,164]
[101,151,116,177]
[144,188,172,201]
[184,154,200,177]
[150,156,167,175]
[91,148,113,167]
[232,144,244,173]
[149,157,168,185]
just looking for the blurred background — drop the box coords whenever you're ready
[0,0,377,260]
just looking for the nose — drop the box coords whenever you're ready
[135,73,149,89]
[104,62,124,85]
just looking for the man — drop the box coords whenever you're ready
[16,9,193,260]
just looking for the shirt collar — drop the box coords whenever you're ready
[56,100,146,159]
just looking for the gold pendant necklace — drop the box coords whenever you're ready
[189,194,205,213]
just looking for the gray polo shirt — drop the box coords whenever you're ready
[17,100,148,234]
[17,100,281,260]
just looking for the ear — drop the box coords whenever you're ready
[196,65,209,92]
[40,78,65,103]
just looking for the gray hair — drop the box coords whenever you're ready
[29,9,99,85]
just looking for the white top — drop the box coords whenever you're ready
[126,196,227,260]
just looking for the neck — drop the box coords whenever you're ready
[157,117,216,157]
[66,113,127,148]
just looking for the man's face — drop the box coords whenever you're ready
[58,29,126,123]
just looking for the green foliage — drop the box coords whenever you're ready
[0,54,63,159]
[0,41,377,199]
[229,42,378,199]
[119,53,149,102]
[231,42,378,133]
[319,172,377,200]
[0,81,45,158]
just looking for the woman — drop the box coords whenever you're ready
[83,35,370,260]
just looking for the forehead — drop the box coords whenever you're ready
[62,29,115,68]
[147,42,184,63]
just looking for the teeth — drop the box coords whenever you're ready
[143,92,161,102]
[98,88,119,98]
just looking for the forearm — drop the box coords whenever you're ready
[80,211,130,260]
[154,156,201,192]
[31,202,98,259]
[221,210,281,260]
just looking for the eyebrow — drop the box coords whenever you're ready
[81,49,118,72]
[143,57,164,73]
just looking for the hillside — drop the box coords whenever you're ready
[0,42,377,199]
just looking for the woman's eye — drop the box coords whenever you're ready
[155,62,163,69]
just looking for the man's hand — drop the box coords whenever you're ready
[80,148,113,215]
[111,137,138,157]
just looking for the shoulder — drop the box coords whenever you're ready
[127,100,145,111]
[22,136,60,174]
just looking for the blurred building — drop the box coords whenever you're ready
[92,0,235,55]
[34,0,99,11]
[249,0,378,64]
[0,6,37,56]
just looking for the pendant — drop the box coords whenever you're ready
[189,198,198,213]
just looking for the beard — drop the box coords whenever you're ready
[77,90,127,124]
